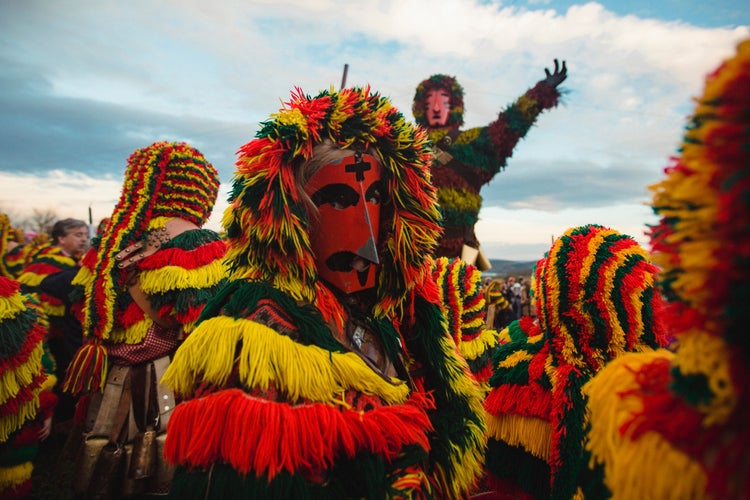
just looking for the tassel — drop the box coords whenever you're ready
[62,341,108,395]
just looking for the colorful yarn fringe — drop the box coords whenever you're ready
[485,225,668,499]
[0,276,55,499]
[431,257,499,391]
[585,38,750,500]
[224,86,441,325]
[63,142,224,395]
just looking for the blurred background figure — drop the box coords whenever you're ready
[584,38,750,500]
[412,60,567,268]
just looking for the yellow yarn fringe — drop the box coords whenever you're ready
[0,461,33,490]
[17,271,45,288]
[40,373,57,393]
[138,259,226,294]
[433,333,487,498]
[496,326,511,344]
[43,302,65,318]
[454,127,480,145]
[496,349,534,369]
[437,187,482,212]
[0,398,40,442]
[163,316,410,405]
[0,292,27,321]
[459,327,499,362]
[433,425,488,500]
[108,318,151,345]
[0,343,43,403]
[71,263,93,287]
[672,328,736,425]
[486,413,551,462]
[584,350,707,499]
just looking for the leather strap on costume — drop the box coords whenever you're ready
[152,356,175,430]
[89,365,132,442]
[114,218,199,329]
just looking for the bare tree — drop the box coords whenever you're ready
[29,208,59,235]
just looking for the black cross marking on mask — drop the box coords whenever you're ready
[345,152,371,181]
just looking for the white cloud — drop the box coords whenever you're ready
[0,1,747,260]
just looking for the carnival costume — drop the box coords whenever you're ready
[431,257,499,393]
[412,65,566,264]
[0,276,57,499]
[17,240,79,342]
[583,39,750,500]
[62,141,226,497]
[483,224,668,499]
[0,214,22,279]
[162,87,486,499]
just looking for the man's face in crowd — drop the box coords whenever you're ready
[425,88,451,127]
[58,226,90,257]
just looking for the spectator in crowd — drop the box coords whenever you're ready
[518,277,531,317]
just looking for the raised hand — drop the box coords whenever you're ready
[542,59,567,88]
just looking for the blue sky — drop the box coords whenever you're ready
[0,0,748,261]
[530,0,747,27]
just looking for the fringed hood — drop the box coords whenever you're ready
[223,87,442,322]
[536,224,667,372]
[77,141,220,341]
[412,74,465,130]
[540,225,666,498]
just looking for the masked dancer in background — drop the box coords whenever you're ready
[413,61,567,268]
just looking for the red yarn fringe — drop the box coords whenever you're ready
[165,389,434,479]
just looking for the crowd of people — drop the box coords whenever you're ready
[0,38,747,499]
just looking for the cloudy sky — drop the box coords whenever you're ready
[1,0,748,261]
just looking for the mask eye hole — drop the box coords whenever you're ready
[365,181,383,206]
[310,184,359,210]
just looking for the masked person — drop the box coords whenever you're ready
[413,61,567,268]
[431,256,499,395]
[62,142,227,498]
[162,87,486,499]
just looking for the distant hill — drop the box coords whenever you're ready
[483,259,537,279]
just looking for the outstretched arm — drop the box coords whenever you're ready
[542,59,568,88]
[472,58,567,182]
